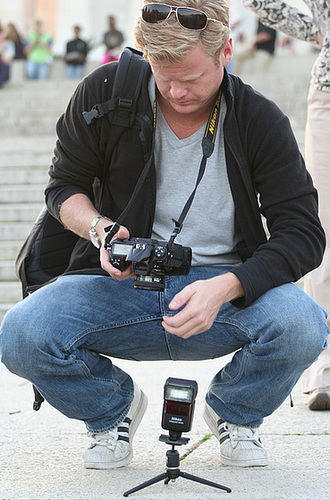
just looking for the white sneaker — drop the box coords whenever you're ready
[84,382,148,469]
[202,403,268,467]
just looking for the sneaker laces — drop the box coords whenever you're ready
[89,430,119,451]
[222,422,263,448]
[88,416,131,451]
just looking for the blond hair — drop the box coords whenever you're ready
[133,0,230,64]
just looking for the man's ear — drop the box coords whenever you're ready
[222,38,233,68]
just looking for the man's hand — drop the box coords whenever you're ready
[162,272,244,339]
[100,225,135,280]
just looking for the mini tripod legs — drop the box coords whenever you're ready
[123,447,231,496]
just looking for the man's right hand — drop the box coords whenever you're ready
[100,225,135,280]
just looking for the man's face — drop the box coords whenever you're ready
[150,40,232,116]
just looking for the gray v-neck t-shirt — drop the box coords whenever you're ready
[150,80,241,266]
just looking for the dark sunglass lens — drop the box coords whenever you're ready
[142,4,171,23]
[177,8,207,29]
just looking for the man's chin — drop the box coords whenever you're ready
[171,102,198,114]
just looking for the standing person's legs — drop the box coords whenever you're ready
[303,86,330,409]
[26,59,37,79]
[66,64,83,79]
[254,49,273,73]
[37,62,50,80]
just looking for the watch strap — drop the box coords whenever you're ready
[89,216,111,248]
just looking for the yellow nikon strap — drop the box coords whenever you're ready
[203,88,222,157]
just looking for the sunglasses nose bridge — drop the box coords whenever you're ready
[168,6,178,20]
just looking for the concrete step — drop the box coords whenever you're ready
[0,121,58,137]
[0,154,53,169]
[0,262,16,281]
[1,169,49,185]
[0,79,79,136]
[0,241,23,261]
[0,281,22,303]
[0,203,42,223]
[0,222,36,242]
[0,185,45,203]
[0,79,78,102]
[0,135,55,151]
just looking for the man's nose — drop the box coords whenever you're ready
[169,84,188,99]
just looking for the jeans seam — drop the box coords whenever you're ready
[63,316,161,352]
[217,348,248,386]
[214,317,257,342]
[70,357,133,388]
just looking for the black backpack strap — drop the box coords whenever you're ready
[82,47,150,127]
[33,385,45,411]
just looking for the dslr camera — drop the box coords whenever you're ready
[108,237,192,291]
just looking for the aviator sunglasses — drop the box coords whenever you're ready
[141,3,221,30]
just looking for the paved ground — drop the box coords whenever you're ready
[1,52,329,499]
[1,358,329,500]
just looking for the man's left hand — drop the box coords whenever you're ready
[162,272,244,339]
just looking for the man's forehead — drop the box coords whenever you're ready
[152,65,205,82]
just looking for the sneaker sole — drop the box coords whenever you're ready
[202,403,268,468]
[221,454,268,467]
[84,389,148,469]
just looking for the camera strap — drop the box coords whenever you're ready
[104,86,222,248]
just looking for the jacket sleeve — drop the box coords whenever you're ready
[45,68,112,221]
[230,88,325,307]
[242,0,319,42]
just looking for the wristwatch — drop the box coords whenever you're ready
[89,216,111,248]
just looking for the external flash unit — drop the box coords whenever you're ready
[162,377,198,436]
[123,376,231,496]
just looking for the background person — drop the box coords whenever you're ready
[7,22,26,60]
[243,0,330,411]
[102,15,124,63]
[0,0,328,472]
[0,24,15,88]
[65,25,88,80]
[234,19,277,74]
[25,20,53,80]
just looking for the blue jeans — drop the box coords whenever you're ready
[0,267,328,431]
[66,64,84,80]
[26,60,50,80]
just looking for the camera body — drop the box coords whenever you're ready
[162,378,198,437]
[108,237,192,291]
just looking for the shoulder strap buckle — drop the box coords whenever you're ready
[82,105,102,125]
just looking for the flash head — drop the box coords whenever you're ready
[162,377,198,438]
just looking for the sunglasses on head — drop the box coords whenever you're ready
[141,3,221,30]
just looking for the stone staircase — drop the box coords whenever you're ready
[0,79,78,321]
[0,54,314,322]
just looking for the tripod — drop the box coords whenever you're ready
[123,434,231,497]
